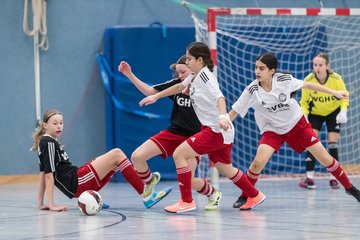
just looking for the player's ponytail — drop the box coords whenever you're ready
[31,109,62,151]
[187,42,214,72]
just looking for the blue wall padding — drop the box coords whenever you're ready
[103,25,195,181]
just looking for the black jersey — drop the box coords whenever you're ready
[153,78,201,137]
[37,135,78,199]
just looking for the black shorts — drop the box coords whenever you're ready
[308,107,341,133]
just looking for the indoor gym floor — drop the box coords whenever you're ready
[1,176,360,240]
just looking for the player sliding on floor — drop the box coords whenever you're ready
[32,109,171,212]
[229,53,360,208]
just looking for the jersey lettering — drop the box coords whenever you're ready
[311,96,337,103]
[265,103,290,112]
[176,96,192,107]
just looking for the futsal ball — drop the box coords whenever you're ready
[78,190,103,215]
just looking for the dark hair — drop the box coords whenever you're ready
[186,42,214,72]
[170,55,187,69]
[256,53,278,71]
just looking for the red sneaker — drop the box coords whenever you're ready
[164,199,196,213]
[240,191,266,210]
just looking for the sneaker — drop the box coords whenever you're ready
[345,185,360,202]
[240,191,266,210]
[330,179,340,189]
[205,190,222,211]
[101,202,110,209]
[233,196,247,208]
[142,172,161,201]
[143,187,172,209]
[298,178,316,189]
[164,199,196,213]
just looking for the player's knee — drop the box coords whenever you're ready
[131,149,145,164]
[111,148,126,164]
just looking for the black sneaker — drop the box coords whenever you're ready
[345,185,360,202]
[233,196,247,208]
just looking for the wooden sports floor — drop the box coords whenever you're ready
[1,176,360,240]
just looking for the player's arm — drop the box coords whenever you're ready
[44,172,68,212]
[228,109,239,121]
[118,61,158,96]
[217,97,232,131]
[302,82,349,99]
[139,82,185,106]
[38,171,49,210]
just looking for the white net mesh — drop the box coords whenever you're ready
[193,12,360,178]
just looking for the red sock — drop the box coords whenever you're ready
[230,169,259,198]
[197,179,215,196]
[327,158,352,189]
[177,166,192,203]
[240,169,260,198]
[118,158,144,195]
[136,168,152,185]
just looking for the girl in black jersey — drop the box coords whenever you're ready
[32,109,171,211]
[118,56,222,211]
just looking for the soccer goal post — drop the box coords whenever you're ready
[193,8,360,179]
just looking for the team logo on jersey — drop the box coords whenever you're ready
[311,136,317,142]
[190,137,196,142]
[278,93,287,102]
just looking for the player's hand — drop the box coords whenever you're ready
[336,110,348,124]
[219,114,232,132]
[333,90,349,100]
[118,61,131,76]
[139,95,158,106]
[49,205,68,212]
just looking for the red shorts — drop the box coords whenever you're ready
[74,161,115,198]
[260,116,320,154]
[150,130,200,163]
[186,126,233,164]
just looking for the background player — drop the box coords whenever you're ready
[230,53,360,208]
[299,53,349,189]
[33,109,171,211]
[140,42,266,213]
[118,57,221,210]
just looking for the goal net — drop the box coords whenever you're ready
[193,8,360,179]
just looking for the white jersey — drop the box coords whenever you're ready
[232,72,304,135]
[182,67,234,143]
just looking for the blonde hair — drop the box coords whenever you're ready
[31,109,62,151]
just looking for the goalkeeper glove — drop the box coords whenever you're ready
[336,110,348,124]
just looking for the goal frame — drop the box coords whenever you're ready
[207,7,360,69]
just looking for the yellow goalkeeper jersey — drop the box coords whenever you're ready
[300,71,349,116]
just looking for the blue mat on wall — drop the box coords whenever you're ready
[100,24,195,181]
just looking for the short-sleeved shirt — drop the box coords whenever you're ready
[153,78,201,137]
[38,134,78,198]
[232,72,304,135]
[182,67,225,133]
[300,71,349,116]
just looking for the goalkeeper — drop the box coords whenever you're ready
[299,53,349,190]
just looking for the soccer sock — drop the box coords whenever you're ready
[240,170,260,198]
[136,168,153,185]
[118,158,144,195]
[327,158,352,189]
[177,166,193,203]
[197,179,215,197]
[305,151,316,174]
[328,142,338,180]
[230,169,259,198]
